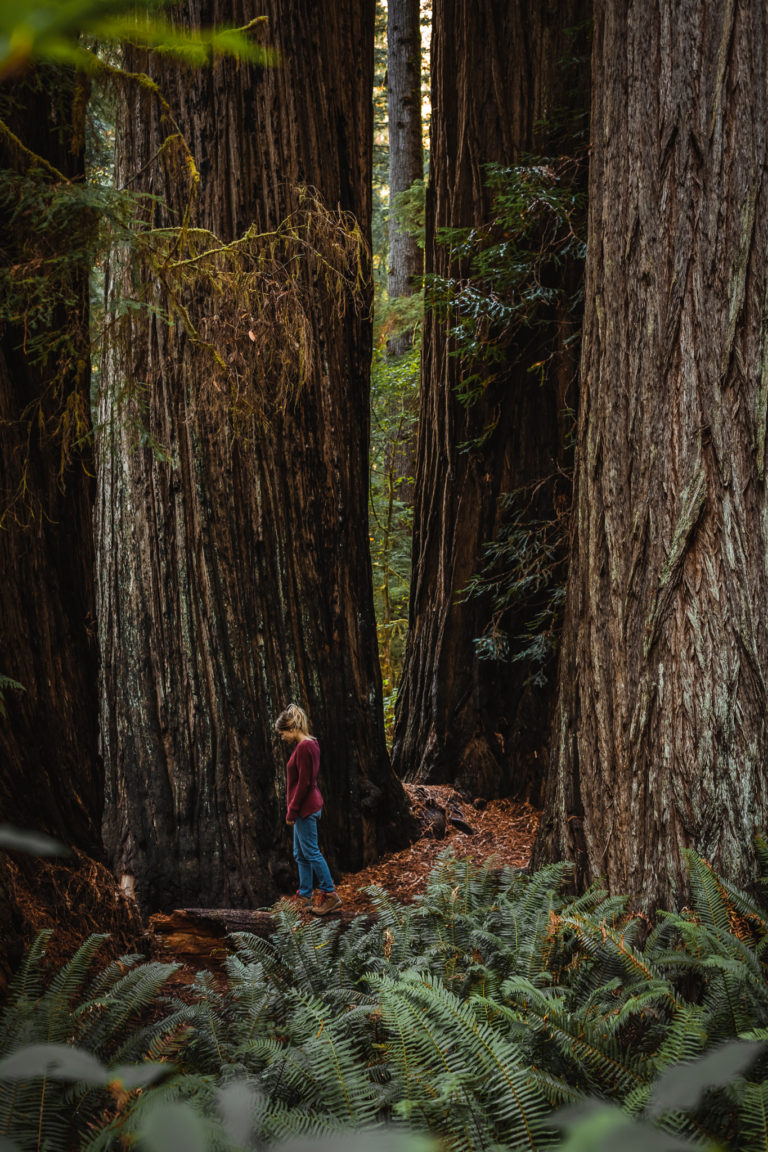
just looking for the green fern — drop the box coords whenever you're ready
[375,971,555,1149]
[727,1079,768,1152]
[0,933,181,1151]
[6,850,768,1151]
[0,673,25,719]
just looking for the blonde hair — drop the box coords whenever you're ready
[274,703,310,735]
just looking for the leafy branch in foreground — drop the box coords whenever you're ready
[0,0,274,78]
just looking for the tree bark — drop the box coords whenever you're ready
[0,67,100,851]
[392,0,589,800]
[387,0,423,354]
[97,1,413,913]
[0,68,139,985]
[534,0,768,910]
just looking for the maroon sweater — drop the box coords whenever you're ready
[286,738,323,821]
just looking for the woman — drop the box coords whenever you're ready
[274,703,341,915]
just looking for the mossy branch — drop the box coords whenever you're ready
[105,184,370,434]
[0,118,69,182]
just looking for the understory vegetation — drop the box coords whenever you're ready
[3,850,768,1151]
[369,344,419,734]
[442,160,585,683]
[368,160,586,724]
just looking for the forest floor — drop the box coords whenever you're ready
[333,783,540,914]
[146,785,540,984]
[3,785,539,993]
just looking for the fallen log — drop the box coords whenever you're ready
[147,905,363,966]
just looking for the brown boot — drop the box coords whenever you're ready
[287,891,312,910]
[309,891,342,915]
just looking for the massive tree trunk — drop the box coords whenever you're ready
[392,1,589,800]
[0,69,142,987]
[0,67,100,851]
[387,0,423,353]
[534,0,768,910]
[97,0,413,912]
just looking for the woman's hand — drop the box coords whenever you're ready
[286,818,295,826]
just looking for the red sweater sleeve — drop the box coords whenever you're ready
[286,740,315,821]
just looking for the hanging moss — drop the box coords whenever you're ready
[118,184,370,433]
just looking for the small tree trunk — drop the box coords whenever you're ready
[97,0,413,912]
[387,0,423,354]
[534,0,768,910]
[392,0,589,800]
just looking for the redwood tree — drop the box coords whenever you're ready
[535,0,768,909]
[387,0,423,353]
[0,68,100,851]
[392,0,589,799]
[0,67,135,984]
[97,0,412,911]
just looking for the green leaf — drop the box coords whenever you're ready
[645,1040,764,1120]
[555,1101,701,1151]
[110,1062,174,1090]
[0,1043,107,1084]
[0,0,275,74]
[0,824,68,856]
[738,1080,768,1152]
[217,1080,260,1144]
[137,1101,208,1152]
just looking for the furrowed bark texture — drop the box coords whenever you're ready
[0,69,100,850]
[0,70,134,983]
[534,0,768,909]
[387,0,423,353]
[392,0,589,799]
[97,1,412,912]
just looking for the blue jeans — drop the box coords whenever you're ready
[293,810,335,897]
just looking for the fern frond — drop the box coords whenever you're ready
[501,985,650,1099]
[683,852,733,935]
[733,1079,768,1152]
[375,972,554,1149]
[364,885,419,964]
[76,959,181,1057]
[715,877,768,940]
[754,835,768,884]
[558,913,673,996]
[0,930,53,1020]
[649,1005,708,1073]
[46,935,111,1028]
[269,993,381,1126]
[600,984,678,1038]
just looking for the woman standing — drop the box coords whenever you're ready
[275,703,341,915]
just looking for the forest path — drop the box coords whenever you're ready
[334,784,539,912]
[148,786,540,973]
